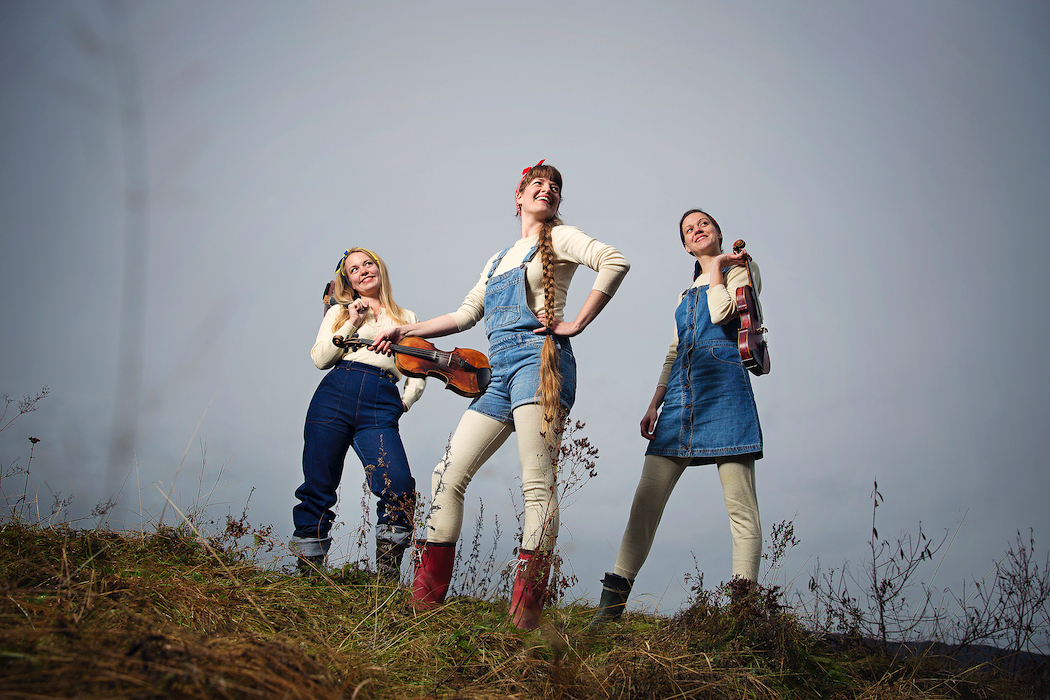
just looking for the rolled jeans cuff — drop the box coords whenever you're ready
[376,523,413,546]
[289,535,331,558]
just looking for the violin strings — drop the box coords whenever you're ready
[345,338,477,370]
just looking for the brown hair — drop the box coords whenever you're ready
[330,248,410,330]
[517,164,565,430]
[678,208,722,250]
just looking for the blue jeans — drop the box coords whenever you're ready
[292,361,415,554]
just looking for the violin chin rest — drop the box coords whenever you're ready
[475,367,492,393]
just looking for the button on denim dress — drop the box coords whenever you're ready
[468,243,576,423]
[646,280,762,465]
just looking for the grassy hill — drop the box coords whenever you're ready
[0,516,1043,700]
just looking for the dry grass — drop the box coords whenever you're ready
[0,518,1043,699]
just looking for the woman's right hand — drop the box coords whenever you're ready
[640,385,667,440]
[640,406,660,441]
[371,314,458,354]
[346,298,369,328]
[370,326,404,355]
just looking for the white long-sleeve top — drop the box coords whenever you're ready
[310,305,427,411]
[657,262,762,387]
[448,225,630,331]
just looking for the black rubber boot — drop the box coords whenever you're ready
[376,537,408,582]
[589,572,633,627]
[297,554,325,577]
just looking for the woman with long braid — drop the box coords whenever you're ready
[372,161,629,629]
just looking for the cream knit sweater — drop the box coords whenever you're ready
[448,225,630,331]
[310,305,427,410]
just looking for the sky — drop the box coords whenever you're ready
[1,0,1048,623]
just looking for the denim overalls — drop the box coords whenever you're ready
[292,360,415,556]
[646,276,763,465]
[468,242,577,422]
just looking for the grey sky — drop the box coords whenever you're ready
[1,0,1048,615]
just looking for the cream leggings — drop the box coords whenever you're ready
[425,404,559,552]
[613,455,761,582]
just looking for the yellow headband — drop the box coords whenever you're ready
[335,247,380,283]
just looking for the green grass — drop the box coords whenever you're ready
[0,518,1042,699]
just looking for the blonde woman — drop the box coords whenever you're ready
[372,161,629,629]
[290,248,425,580]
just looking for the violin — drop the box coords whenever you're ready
[731,239,770,376]
[333,334,492,398]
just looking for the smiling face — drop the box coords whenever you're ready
[680,211,723,258]
[516,175,561,219]
[343,251,382,297]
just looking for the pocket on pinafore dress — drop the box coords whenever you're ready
[708,343,745,367]
[698,343,753,401]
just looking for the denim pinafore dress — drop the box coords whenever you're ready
[468,242,577,424]
[646,277,762,465]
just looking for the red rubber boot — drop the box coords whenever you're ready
[508,548,552,630]
[410,540,456,609]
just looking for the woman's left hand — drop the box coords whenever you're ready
[532,290,612,338]
[534,310,580,337]
[715,248,748,268]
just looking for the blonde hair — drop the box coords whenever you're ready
[517,164,565,431]
[330,248,410,331]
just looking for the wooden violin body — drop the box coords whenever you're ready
[732,239,770,376]
[333,334,492,398]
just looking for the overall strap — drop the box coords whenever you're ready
[486,243,540,279]
[487,246,513,279]
[519,242,539,268]
[689,264,737,289]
